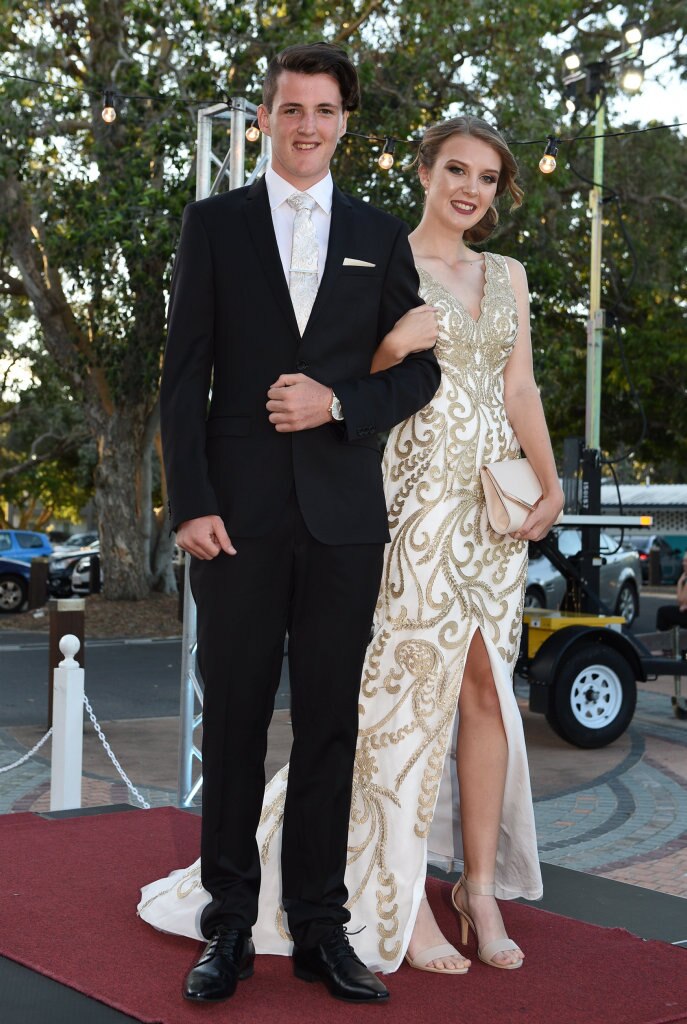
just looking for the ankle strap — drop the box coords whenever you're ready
[460,874,495,896]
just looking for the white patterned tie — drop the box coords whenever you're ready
[287,193,319,335]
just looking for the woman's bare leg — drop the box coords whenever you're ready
[455,629,523,965]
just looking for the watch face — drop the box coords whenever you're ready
[332,397,344,421]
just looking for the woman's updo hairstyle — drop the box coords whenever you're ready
[417,116,524,244]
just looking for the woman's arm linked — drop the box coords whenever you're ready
[370,305,439,374]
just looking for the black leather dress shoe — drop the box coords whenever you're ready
[183,927,255,1002]
[293,927,389,1003]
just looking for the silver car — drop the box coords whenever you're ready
[70,546,101,595]
[525,530,642,624]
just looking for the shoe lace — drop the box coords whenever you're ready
[207,928,243,958]
[323,925,366,962]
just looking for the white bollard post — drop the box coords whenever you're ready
[50,634,85,811]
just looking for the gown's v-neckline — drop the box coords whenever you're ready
[417,253,491,326]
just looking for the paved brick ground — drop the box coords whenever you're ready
[2,678,686,902]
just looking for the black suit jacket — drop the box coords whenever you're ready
[160,176,440,545]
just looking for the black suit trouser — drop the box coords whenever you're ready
[190,491,384,947]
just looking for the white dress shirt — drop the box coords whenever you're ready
[264,166,333,284]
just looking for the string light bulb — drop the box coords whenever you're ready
[538,136,559,174]
[101,89,117,123]
[378,138,396,171]
[245,120,260,142]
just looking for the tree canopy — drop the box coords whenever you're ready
[0,0,684,596]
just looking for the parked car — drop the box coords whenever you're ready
[0,556,33,613]
[623,534,683,585]
[71,550,102,596]
[0,529,53,562]
[50,531,99,557]
[0,530,53,613]
[525,530,642,624]
[48,541,99,597]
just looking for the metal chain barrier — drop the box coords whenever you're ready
[82,693,151,810]
[0,694,151,810]
[0,728,53,774]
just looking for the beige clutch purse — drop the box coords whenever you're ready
[480,457,543,535]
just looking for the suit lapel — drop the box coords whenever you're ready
[303,184,352,339]
[243,177,300,337]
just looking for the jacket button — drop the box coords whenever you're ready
[296,361,309,371]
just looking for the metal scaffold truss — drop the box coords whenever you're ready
[177,98,271,807]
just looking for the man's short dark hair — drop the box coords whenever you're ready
[263,42,360,112]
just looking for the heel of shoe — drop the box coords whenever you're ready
[459,914,469,946]
[451,876,475,948]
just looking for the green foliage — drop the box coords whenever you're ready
[0,353,96,526]
[0,0,685,542]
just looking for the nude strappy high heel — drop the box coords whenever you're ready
[404,897,470,975]
[451,875,523,970]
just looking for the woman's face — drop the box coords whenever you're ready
[419,133,501,236]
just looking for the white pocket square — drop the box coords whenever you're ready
[342,257,376,268]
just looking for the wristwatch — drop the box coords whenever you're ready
[329,390,344,422]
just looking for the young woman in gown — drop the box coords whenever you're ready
[139,116,564,976]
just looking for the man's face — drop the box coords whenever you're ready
[258,70,348,189]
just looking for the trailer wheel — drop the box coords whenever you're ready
[546,645,637,748]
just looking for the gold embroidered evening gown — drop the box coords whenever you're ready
[138,252,543,969]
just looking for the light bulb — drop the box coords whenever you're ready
[623,21,643,46]
[101,89,117,123]
[563,48,581,72]
[245,123,260,142]
[378,138,396,171]
[621,64,644,93]
[539,136,559,174]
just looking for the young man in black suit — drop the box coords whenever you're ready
[161,42,439,1004]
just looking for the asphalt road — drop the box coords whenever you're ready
[0,590,673,728]
[0,632,291,728]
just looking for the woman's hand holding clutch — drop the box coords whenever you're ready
[512,489,565,543]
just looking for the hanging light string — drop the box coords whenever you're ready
[0,68,684,172]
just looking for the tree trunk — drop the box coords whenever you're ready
[150,507,177,594]
[0,166,163,601]
[92,409,152,600]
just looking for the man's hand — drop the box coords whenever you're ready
[175,515,236,559]
[267,374,333,432]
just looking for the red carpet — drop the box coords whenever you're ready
[1,807,686,1024]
